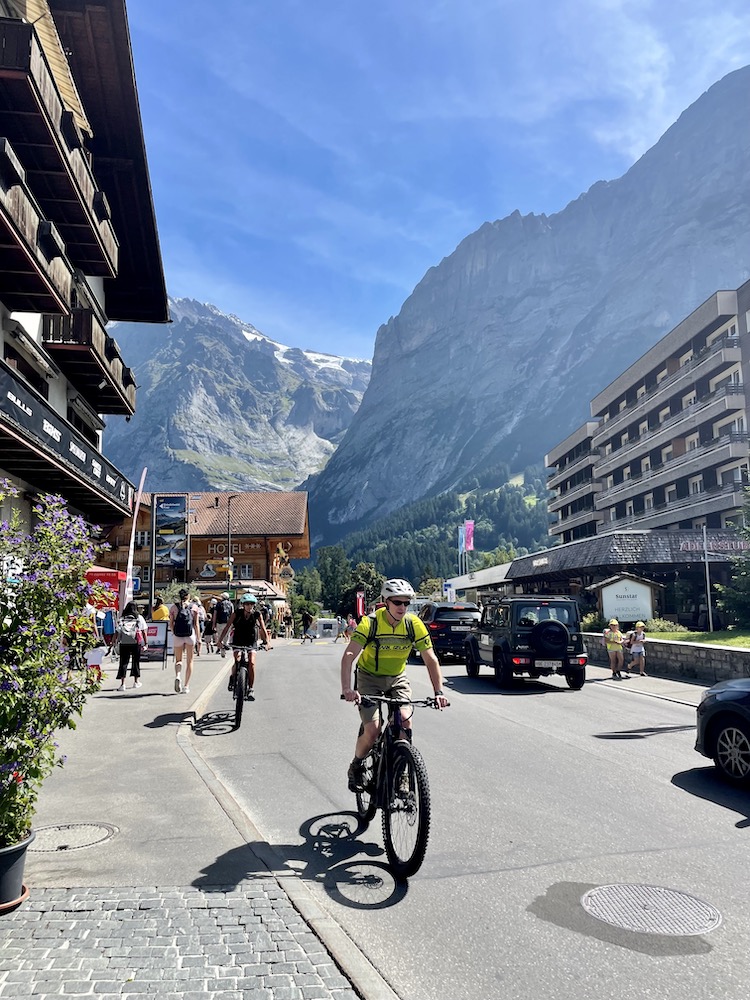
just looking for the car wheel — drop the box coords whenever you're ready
[465,645,480,678]
[713,717,750,785]
[565,667,585,690]
[494,654,514,689]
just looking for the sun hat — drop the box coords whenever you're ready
[609,618,619,625]
[635,620,645,628]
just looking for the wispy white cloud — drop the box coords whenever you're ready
[127,0,750,354]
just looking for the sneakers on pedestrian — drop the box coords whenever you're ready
[116,684,125,692]
[174,675,182,693]
[133,681,142,689]
[227,675,235,691]
[246,688,255,701]
[347,758,365,792]
[183,686,190,694]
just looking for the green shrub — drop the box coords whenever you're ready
[581,611,606,631]
[645,617,690,633]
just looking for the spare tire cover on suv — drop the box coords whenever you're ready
[529,620,569,656]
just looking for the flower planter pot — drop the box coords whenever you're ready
[0,830,35,912]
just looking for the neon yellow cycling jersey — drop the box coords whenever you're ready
[351,607,432,676]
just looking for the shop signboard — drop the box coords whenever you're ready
[140,620,168,663]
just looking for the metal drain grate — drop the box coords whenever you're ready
[29,823,118,852]
[581,884,722,936]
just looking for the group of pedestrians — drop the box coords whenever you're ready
[603,617,647,678]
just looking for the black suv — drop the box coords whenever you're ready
[417,601,481,661]
[464,596,587,689]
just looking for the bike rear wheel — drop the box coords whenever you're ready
[234,664,247,729]
[382,743,431,880]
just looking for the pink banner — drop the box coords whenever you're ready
[356,590,365,618]
[464,520,474,551]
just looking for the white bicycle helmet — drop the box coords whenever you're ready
[380,579,415,600]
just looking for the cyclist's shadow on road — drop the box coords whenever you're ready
[192,811,408,908]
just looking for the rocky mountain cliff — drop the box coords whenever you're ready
[103,300,371,491]
[308,65,750,539]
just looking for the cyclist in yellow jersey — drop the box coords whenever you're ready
[341,578,450,791]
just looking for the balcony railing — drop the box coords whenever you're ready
[42,305,136,415]
[0,138,73,312]
[603,482,745,530]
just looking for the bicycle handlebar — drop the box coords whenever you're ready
[340,694,449,708]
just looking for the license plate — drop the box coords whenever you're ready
[452,626,470,632]
[536,660,561,670]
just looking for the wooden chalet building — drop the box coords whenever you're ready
[0,1,167,528]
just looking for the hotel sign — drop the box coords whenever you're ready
[0,359,133,511]
[601,578,653,623]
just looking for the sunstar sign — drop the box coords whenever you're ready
[601,578,654,623]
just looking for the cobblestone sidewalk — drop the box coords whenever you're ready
[0,884,358,1000]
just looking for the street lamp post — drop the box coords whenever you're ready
[227,494,240,589]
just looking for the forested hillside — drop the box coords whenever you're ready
[334,467,551,580]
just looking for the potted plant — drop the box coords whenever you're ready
[0,481,104,910]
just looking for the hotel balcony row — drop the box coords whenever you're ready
[594,433,749,509]
[0,135,133,414]
[592,384,745,479]
[602,482,745,532]
[0,17,118,277]
[593,334,741,441]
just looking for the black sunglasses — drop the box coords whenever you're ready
[388,599,410,607]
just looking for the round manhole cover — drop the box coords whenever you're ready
[29,823,118,852]
[581,884,722,936]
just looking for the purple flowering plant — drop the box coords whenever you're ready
[0,480,106,847]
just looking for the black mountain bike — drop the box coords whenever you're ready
[230,645,253,729]
[350,695,442,880]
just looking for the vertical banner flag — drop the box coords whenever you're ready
[464,520,475,551]
[124,467,148,606]
[356,590,365,618]
[458,524,466,555]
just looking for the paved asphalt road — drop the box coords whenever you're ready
[193,641,750,1000]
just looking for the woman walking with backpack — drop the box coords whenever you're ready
[115,601,148,691]
[169,589,199,694]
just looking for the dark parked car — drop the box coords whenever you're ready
[695,678,750,785]
[417,602,481,660]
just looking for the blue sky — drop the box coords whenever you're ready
[128,0,750,358]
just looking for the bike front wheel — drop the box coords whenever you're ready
[382,743,431,880]
[234,665,247,729]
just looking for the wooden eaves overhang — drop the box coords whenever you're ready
[48,0,169,324]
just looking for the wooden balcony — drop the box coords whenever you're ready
[0,17,118,277]
[42,300,136,415]
[0,136,73,311]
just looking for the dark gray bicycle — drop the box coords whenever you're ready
[230,645,254,729]
[348,694,443,880]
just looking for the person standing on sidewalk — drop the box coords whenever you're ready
[170,589,199,694]
[300,609,315,642]
[626,621,647,676]
[115,601,148,691]
[603,618,626,678]
[213,592,234,657]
